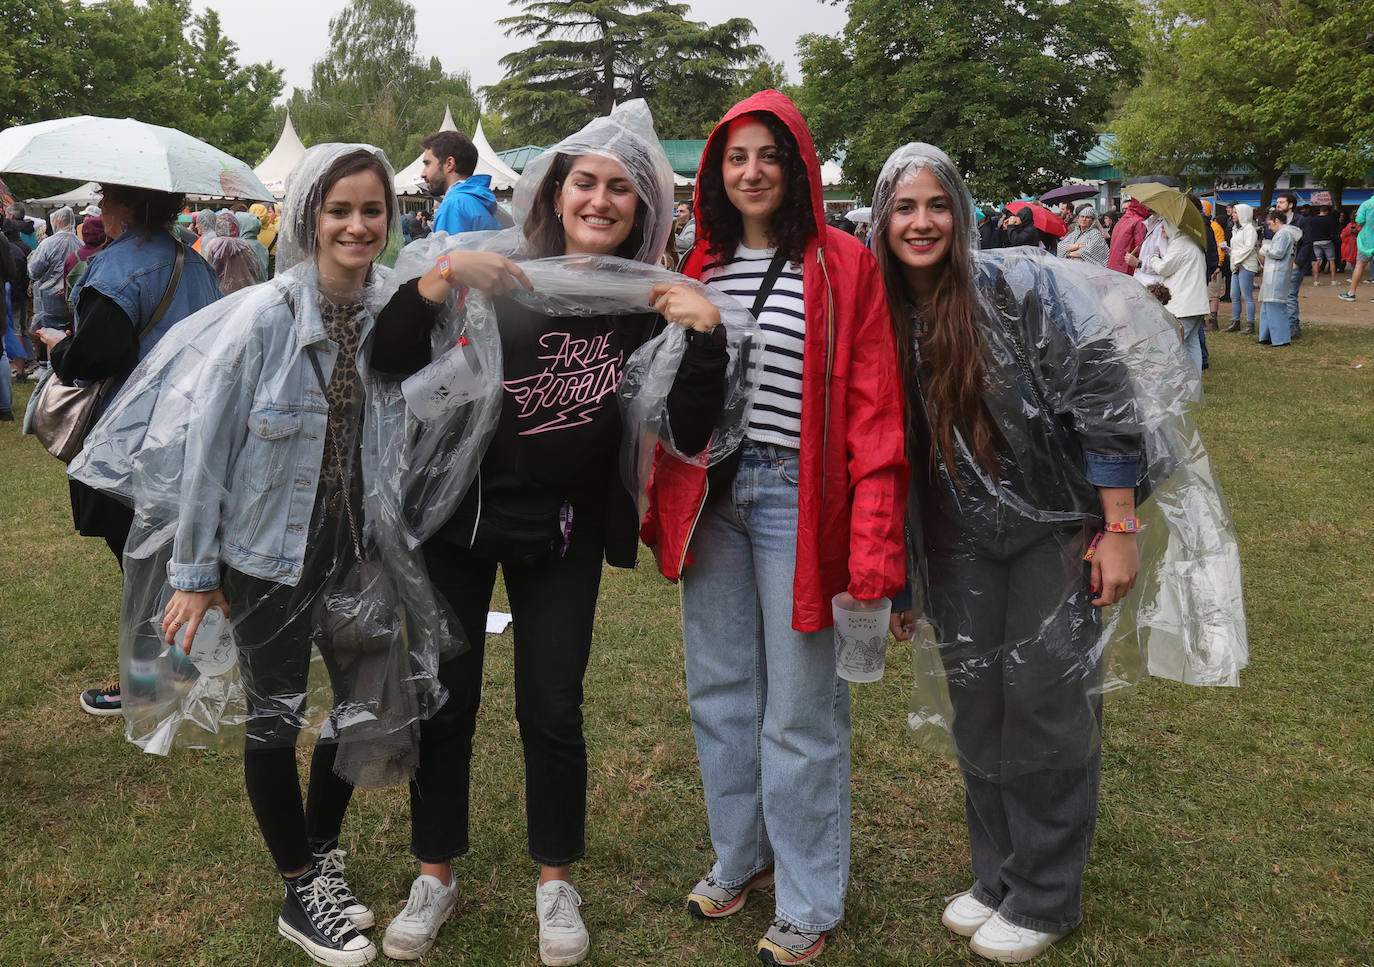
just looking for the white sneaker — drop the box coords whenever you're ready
[382,874,458,960]
[969,912,1066,963]
[535,880,589,966]
[942,889,998,937]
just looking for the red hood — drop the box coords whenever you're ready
[693,89,827,251]
[1125,199,1151,220]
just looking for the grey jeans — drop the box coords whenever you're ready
[927,524,1103,933]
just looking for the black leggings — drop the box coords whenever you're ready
[224,560,356,875]
[413,512,607,867]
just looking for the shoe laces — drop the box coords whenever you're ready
[296,875,356,941]
[769,916,821,943]
[97,679,120,697]
[396,877,445,925]
[313,848,357,901]
[540,882,582,930]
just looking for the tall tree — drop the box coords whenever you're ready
[483,0,762,144]
[183,10,284,165]
[0,0,82,128]
[797,0,1138,203]
[290,0,481,167]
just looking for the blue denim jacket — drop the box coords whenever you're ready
[167,277,349,590]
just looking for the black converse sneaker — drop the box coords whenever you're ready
[278,867,377,966]
[313,844,375,929]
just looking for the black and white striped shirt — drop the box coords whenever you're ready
[705,245,806,449]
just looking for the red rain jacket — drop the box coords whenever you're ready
[1107,199,1151,275]
[639,89,908,632]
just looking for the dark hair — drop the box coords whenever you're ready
[1145,282,1172,304]
[422,130,478,179]
[696,111,815,267]
[294,149,394,249]
[872,168,999,484]
[521,152,647,260]
[98,184,185,234]
[1279,191,1299,209]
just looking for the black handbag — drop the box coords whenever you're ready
[32,244,185,463]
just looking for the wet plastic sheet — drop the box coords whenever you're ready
[69,144,499,786]
[873,145,1246,781]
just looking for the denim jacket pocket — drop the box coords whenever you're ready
[242,405,302,492]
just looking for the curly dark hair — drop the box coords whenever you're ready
[522,152,647,260]
[696,111,815,267]
[98,183,185,234]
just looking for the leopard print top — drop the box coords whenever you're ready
[319,299,367,524]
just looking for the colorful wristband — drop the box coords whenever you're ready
[1105,517,1142,534]
[436,254,455,286]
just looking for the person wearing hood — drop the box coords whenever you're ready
[1056,204,1108,266]
[376,101,731,966]
[421,130,502,236]
[1224,204,1260,334]
[237,210,271,280]
[250,202,280,271]
[1107,198,1150,275]
[62,214,107,313]
[190,208,218,254]
[27,206,82,363]
[1258,211,1301,346]
[640,90,908,966]
[203,210,265,295]
[1002,205,1042,248]
[4,221,33,370]
[1147,219,1208,371]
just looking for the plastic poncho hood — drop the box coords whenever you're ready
[873,142,1247,780]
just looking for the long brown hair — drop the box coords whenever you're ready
[522,152,647,260]
[871,147,999,483]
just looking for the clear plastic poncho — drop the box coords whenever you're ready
[874,144,1247,781]
[69,143,503,787]
[389,99,762,514]
[203,211,263,295]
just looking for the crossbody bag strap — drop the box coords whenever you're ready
[750,250,789,320]
[136,242,185,343]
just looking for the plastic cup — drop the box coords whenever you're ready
[831,592,891,683]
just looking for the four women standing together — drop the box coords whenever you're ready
[74,90,1213,967]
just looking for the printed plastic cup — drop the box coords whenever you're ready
[832,592,891,683]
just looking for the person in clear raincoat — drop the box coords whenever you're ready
[368,100,754,966]
[71,143,508,967]
[203,209,266,295]
[874,143,1246,963]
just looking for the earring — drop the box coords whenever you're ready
[556,209,563,224]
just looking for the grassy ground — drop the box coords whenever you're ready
[1,325,1371,967]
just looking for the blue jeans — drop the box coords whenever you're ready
[0,351,10,412]
[1287,265,1303,334]
[1178,314,1204,372]
[682,441,851,932]
[1259,301,1290,346]
[1230,267,1256,325]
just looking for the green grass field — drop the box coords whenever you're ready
[1,326,1371,967]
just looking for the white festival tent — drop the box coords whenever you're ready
[394,106,520,196]
[27,180,102,209]
[253,114,307,200]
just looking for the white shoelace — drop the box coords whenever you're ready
[394,878,447,929]
[298,876,356,941]
[540,883,582,930]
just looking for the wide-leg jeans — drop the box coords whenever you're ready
[682,441,851,933]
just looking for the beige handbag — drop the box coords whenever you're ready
[32,245,184,463]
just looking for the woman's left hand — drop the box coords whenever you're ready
[1090,532,1139,607]
[649,282,721,333]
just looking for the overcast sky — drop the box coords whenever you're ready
[189,0,848,111]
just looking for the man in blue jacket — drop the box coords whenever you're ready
[421,130,502,235]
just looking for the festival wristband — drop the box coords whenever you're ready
[436,254,456,286]
[1104,517,1142,533]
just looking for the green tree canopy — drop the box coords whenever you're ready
[1111,0,1374,210]
[797,0,1138,203]
[288,0,481,169]
[483,0,764,143]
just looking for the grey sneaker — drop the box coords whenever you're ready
[382,874,458,960]
[314,846,374,930]
[535,880,589,966]
[687,868,774,918]
[756,917,826,965]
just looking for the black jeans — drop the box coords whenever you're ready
[927,525,1103,934]
[415,510,607,866]
[225,555,356,875]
